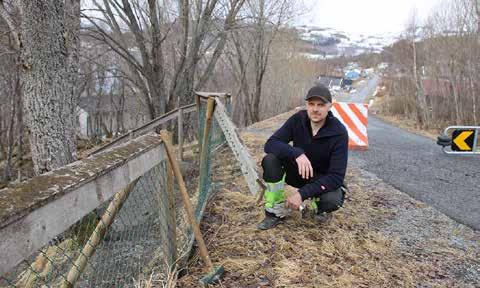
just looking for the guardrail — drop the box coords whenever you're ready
[90,103,197,160]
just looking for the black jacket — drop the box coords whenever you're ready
[264,110,348,200]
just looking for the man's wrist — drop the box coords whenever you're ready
[299,183,328,201]
[298,189,308,201]
[292,147,304,159]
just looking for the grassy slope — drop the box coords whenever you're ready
[176,110,479,288]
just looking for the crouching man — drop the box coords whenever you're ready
[257,84,349,230]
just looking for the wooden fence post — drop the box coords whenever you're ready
[162,134,177,270]
[200,97,216,160]
[160,130,214,271]
[61,179,139,288]
[195,93,202,152]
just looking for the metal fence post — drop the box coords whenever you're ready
[195,97,216,219]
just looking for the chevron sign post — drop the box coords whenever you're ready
[437,126,480,155]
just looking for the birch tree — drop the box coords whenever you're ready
[406,9,430,127]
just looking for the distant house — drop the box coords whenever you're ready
[77,107,89,137]
[361,68,374,78]
[377,62,389,70]
[342,78,353,87]
[76,94,150,139]
[345,69,361,80]
[317,75,343,89]
[347,62,360,70]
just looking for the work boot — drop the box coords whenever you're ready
[257,214,283,230]
[314,212,332,224]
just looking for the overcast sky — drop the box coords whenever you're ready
[299,0,441,35]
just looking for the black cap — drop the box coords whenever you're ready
[305,84,332,103]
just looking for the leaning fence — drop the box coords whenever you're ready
[0,93,232,287]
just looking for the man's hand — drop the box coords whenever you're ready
[296,154,313,179]
[286,191,302,210]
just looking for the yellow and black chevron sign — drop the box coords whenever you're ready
[452,129,476,151]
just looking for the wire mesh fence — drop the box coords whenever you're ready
[198,95,231,153]
[1,159,172,287]
[0,94,230,287]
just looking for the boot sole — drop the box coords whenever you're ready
[256,219,283,230]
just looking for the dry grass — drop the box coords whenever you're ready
[134,267,179,288]
[177,177,433,287]
[175,112,479,287]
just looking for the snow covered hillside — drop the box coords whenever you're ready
[296,25,399,59]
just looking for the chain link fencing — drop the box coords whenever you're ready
[0,95,230,287]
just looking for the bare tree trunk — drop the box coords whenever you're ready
[65,0,81,149]
[470,77,477,124]
[3,93,16,181]
[2,65,21,181]
[449,76,461,125]
[228,32,254,125]
[148,0,166,115]
[410,16,429,127]
[475,0,480,123]
[20,0,79,174]
[229,0,292,125]
[476,0,480,33]
[443,52,462,124]
[0,119,4,162]
[195,0,245,91]
[17,107,23,181]
[251,0,266,123]
[171,0,246,107]
[117,82,126,133]
[84,0,245,117]
[15,67,23,182]
[167,0,190,110]
[468,63,477,124]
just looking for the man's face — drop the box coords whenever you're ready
[306,98,332,123]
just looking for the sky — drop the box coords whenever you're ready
[299,0,441,35]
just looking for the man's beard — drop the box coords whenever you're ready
[309,113,325,123]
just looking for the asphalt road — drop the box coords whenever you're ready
[336,75,379,103]
[342,76,480,230]
[349,117,480,230]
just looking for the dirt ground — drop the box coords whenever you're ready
[176,111,480,288]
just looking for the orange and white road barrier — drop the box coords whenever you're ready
[331,102,369,150]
